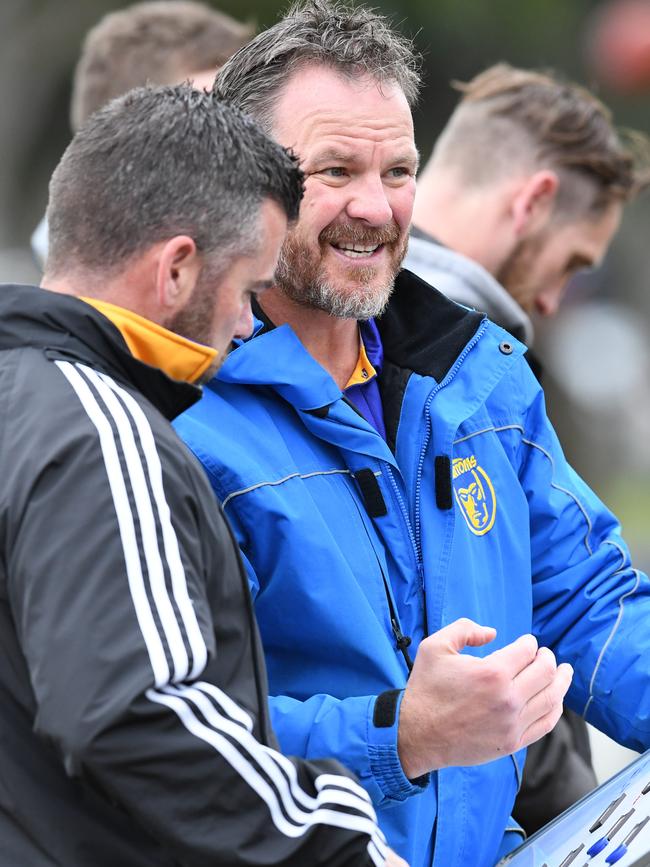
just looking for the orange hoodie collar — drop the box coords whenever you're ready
[81,298,217,384]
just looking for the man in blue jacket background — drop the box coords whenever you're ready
[176,2,650,865]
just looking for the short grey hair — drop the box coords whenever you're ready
[215,0,420,132]
[46,85,303,278]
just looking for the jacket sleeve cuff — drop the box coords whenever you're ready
[367,689,430,803]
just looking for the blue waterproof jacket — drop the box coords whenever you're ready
[175,270,650,867]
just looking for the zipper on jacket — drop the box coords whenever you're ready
[413,319,488,557]
[341,392,425,625]
[386,464,422,570]
[339,398,420,669]
[390,616,414,672]
[382,571,414,672]
[347,480,415,673]
[385,463,427,635]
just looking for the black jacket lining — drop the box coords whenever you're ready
[378,362,410,454]
[376,269,484,383]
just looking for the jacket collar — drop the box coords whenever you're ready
[82,297,217,384]
[0,284,202,420]
[215,269,484,407]
[217,322,343,411]
[376,267,484,381]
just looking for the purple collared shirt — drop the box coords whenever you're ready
[344,318,386,440]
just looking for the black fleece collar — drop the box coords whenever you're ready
[377,268,484,381]
[0,284,201,420]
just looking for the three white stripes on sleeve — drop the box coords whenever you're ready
[55,360,388,866]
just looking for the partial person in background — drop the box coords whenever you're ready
[32,0,253,265]
[404,62,650,833]
[406,63,648,345]
[1,84,397,867]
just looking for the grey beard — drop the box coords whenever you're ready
[274,219,406,320]
[288,275,394,320]
[275,250,395,319]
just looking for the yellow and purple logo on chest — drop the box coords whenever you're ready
[452,455,497,535]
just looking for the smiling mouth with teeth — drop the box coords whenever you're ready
[332,242,381,259]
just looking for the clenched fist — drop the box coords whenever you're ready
[397,618,573,779]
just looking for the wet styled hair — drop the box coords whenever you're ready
[47,85,303,277]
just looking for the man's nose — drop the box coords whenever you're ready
[345,176,393,226]
[233,303,255,340]
[535,284,564,318]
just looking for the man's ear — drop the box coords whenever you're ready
[155,236,201,313]
[511,170,559,237]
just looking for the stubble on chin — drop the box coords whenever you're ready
[495,234,545,315]
[274,223,408,320]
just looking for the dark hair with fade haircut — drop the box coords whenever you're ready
[46,85,303,278]
[70,0,254,131]
[214,0,420,133]
[440,63,650,216]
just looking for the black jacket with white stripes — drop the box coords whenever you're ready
[0,284,386,867]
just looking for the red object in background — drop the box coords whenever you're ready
[587,0,650,93]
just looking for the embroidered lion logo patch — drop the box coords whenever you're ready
[452,455,496,536]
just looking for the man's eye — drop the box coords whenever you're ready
[321,167,346,177]
[387,167,411,179]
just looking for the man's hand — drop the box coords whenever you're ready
[385,847,408,866]
[397,618,573,779]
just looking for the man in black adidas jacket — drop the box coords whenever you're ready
[0,85,396,867]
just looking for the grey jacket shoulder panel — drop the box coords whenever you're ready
[404,235,534,346]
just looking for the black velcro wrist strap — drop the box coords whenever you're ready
[373,689,402,728]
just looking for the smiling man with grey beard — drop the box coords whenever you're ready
[176,3,650,866]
